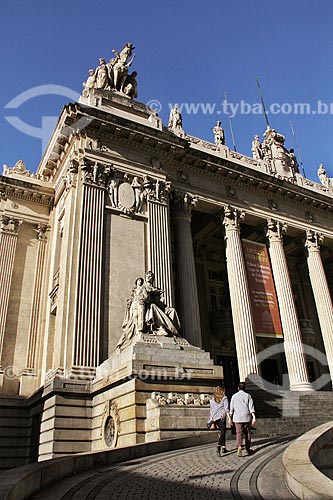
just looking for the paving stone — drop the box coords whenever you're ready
[29,437,296,500]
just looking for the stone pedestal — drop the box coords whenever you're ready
[92,335,223,447]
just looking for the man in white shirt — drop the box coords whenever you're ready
[229,382,256,457]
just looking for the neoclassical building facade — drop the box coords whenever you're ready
[1,81,333,466]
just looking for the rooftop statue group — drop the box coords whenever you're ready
[251,127,299,177]
[117,271,181,349]
[83,42,138,99]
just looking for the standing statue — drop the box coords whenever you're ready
[82,69,96,96]
[95,58,110,89]
[117,271,181,349]
[212,121,225,150]
[168,105,183,129]
[251,134,263,160]
[318,164,330,188]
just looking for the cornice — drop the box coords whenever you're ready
[36,100,333,219]
[0,176,54,207]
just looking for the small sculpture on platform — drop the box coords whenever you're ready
[117,271,181,349]
[318,164,331,189]
[251,134,263,160]
[168,105,183,130]
[212,121,225,150]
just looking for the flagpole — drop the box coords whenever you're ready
[224,90,237,151]
[290,120,307,178]
[256,76,270,128]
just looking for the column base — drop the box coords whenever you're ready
[289,381,314,392]
[19,369,38,396]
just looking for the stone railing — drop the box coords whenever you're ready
[283,421,333,499]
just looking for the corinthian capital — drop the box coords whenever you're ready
[266,218,287,242]
[36,224,50,242]
[221,205,245,230]
[172,191,198,221]
[305,229,324,251]
[0,216,22,235]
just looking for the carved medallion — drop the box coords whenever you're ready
[104,416,116,447]
[118,182,135,209]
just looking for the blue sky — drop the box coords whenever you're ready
[1,0,333,181]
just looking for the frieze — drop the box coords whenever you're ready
[186,134,216,151]
[150,391,210,406]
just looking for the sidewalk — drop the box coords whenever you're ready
[29,436,296,500]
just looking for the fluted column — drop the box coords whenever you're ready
[194,243,211,352]
[306,230,333,387]
[25,224,49,371]
[172,192,202,347]
[221,206,259,381]
[73,181,105,369]
[0,217,22,366]
[147,197,173,307]
[266,218,313,391]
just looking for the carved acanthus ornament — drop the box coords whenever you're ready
[36,224,50,242]
[62,159,79,192]
[0,216,22,235]
[107,170,170,216]
[81,160,112,187]
[172,191,198,221]
[266,218,287,242]
[221,205,245,231]
[305,229,324,252]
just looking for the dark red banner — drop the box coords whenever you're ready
[242,239,283,338]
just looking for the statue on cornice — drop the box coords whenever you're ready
[260,127,295,179]
[168,105,183,130]
[212,121,225,150]
[82,42,138,98]
[251,134,263,160]
[117,271,181,349]
[318,164,331,189]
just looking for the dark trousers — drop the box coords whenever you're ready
[235,422,251,450]
[214,418,226,447]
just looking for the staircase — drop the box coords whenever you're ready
[250,389,333,437]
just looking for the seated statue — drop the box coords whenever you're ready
[117,271,181,349]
